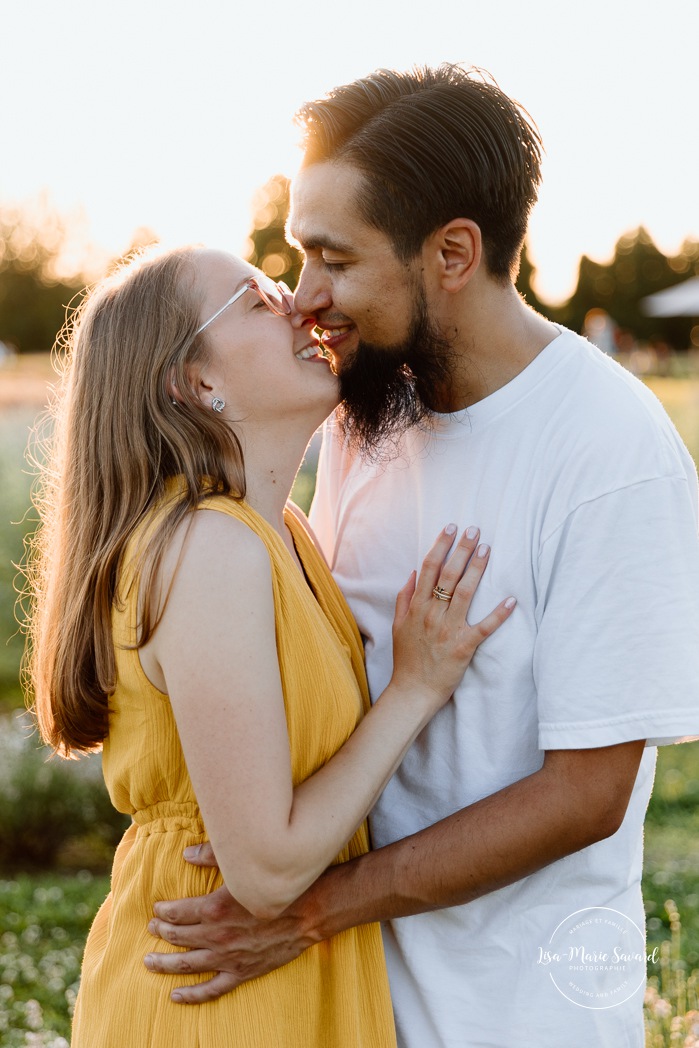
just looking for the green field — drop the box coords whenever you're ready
[1,358,699,1044]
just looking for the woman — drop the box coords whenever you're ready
[26,245,515,1047]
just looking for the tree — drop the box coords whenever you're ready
[559,229,699,349]
[0,206,87,354]
[244,175,302,289]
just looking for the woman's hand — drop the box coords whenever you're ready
[390,525,515,716]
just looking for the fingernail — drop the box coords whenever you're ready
[144,954,154,968]
[172,993,183,1003]
[184,845,201,860]
[147,920,156,934]
[477,543,490,558]
[466,526,478,540]
[504,596,516,609]
[445,523,457,535]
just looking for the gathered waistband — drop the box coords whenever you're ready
[132,801,205,836]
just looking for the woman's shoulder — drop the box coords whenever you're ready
[125,494,271,607]
[152,504,274,629]
[184,499,271,568]
[131,491,268,565]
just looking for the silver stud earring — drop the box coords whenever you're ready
[211,397,225,413]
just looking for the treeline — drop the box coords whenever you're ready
[2,183,698,354]
[518,229,699,351]
[0,207,158,355]
[0,206,87,355]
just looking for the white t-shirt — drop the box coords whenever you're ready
[310,329,699,1048]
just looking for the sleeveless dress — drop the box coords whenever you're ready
[71,494,397,1047]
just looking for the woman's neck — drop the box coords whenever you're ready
[236,422,317,537]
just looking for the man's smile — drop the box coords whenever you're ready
[318,324,356,356]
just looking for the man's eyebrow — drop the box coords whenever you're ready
[286,224,354,255]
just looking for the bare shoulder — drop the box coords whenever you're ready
[158,505,272,597]
[142,505,276,686]
[190,506,269,557]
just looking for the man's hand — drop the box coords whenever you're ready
[144,741,645,1004]
[144,844,320,1004]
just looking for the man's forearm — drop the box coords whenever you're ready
[141,741,644,1004]
[302,740,645,942]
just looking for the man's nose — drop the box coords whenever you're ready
[293,265,332,317]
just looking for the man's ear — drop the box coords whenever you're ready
[426,219,482,293]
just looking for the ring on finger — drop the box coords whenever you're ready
[433,586,454,602]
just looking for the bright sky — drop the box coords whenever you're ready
[3,0,697,302]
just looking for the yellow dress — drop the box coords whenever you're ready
[71,495,397,1048]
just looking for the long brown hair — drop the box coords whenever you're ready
[23,245,245,756]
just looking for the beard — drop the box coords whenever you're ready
[335,292,458,460]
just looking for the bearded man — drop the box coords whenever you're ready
[145,66,699,1047]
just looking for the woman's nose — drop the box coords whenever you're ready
[290,308,317,333]
[278,282,311,330]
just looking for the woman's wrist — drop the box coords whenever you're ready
[378,677,439,732]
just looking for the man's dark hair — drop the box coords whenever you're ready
[295,65,543,280]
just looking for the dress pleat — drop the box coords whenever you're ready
[71,493,397,1047]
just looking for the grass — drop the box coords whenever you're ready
[1,357,699,1045]
[647,375,699,465]
[644,743,699,970]
[644,902,699,1047]
[0,872,109,1045]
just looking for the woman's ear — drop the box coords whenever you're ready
[426,219,482,293]
[166,366,213,407]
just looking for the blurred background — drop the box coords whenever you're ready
[1,1,698,1043]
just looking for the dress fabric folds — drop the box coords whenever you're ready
[71,493,396,1047]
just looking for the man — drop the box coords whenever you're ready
[145,66,699,1046]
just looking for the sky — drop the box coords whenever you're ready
[2,0,697,303]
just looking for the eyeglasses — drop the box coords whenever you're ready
[196,275,293,335]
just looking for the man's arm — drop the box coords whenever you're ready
[145,738,644,1003]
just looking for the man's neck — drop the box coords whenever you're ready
[433,284,560,413]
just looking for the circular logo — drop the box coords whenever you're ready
[536,906,648,1009]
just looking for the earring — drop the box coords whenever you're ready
[211,397,225,413]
